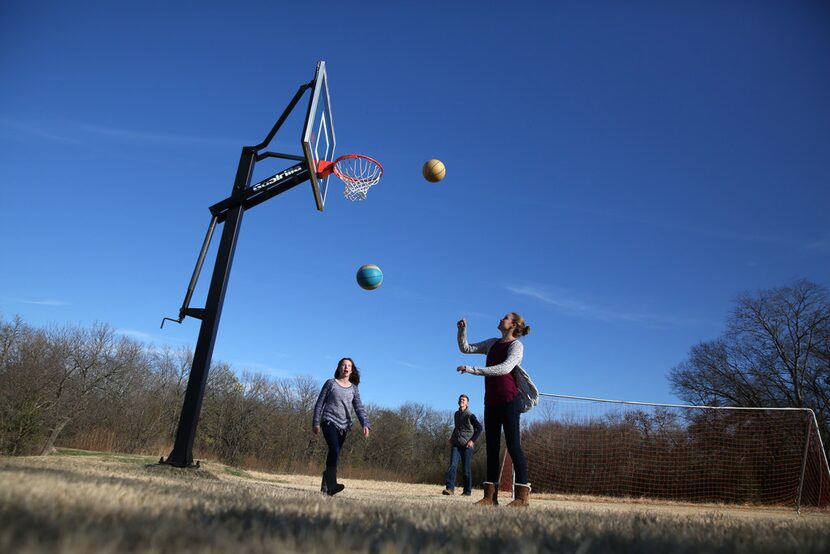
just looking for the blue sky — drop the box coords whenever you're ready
[2,1,829,418]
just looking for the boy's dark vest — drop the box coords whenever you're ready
[450,409,477,446]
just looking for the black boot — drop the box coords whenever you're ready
[320,472,328,494]
[324,467,345,496]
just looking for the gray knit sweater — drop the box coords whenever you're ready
[312,379,371,431]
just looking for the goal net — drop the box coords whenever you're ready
[500,393,830,510]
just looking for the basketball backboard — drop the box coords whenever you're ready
[302,61,336,211]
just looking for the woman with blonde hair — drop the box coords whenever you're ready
[456,312,538,507]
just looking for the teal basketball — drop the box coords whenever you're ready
[356,264,383,290]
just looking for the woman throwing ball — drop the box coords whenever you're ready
[457,313,538,507]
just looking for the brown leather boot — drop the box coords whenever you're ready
[507,483,530,507]
[475,482,499,506]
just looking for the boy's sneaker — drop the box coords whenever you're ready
[442,488,455,495]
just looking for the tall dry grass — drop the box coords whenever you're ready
[1,450,828,553]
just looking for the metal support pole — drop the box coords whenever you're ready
[160,215,218,328]
[162,148,255,467]
[796,416,813,514]
[253,82,312,151]
[807,410,830,506]
[179,216,219,320]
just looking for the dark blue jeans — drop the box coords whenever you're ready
[444,444,473,493]
[485,396,528,484]
[321,420,348,469]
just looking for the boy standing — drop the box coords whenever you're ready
[442,394,482,496]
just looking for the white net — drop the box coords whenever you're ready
[335,156,383,201]
[509,393,830,510]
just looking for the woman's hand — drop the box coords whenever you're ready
[363,427,370,439]
[312,425,320,434]
[457,366,468,373]
[457,319,466,329]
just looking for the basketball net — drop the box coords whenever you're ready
[318,154,384,202]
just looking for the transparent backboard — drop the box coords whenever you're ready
[302,61,336,211]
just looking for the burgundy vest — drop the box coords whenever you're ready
[484,340,519,406]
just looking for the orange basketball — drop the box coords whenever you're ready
[422,159,446,183]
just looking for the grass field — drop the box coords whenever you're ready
[1,450,828,553]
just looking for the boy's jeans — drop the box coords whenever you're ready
[445,444,473,494]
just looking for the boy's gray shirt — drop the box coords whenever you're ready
[313,379,371,431]
[450,408,482,447]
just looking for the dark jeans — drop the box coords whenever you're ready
[444,444,473,493]
[484,395,528,484]
[321,420,348,469]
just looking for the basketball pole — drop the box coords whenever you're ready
[161,80,314,468]
[162,148,252,468]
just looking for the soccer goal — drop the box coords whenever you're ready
[500,393,830,512]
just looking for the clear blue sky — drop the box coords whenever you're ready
[2,1,829,418]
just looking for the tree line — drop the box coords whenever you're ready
[0,316,485,484]
[2,277,828,498]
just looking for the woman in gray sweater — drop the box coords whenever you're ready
[312,357,371,496]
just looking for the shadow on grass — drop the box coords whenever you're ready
[0,499,632,554]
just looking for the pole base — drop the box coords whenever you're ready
[158,456,200,469]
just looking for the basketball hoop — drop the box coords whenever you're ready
[317,154,383,202]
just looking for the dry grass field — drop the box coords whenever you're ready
[1,449,828,553]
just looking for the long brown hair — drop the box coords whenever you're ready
[510,312,531,337]
[334,357,361,385]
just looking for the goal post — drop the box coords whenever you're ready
[502,393,830,511]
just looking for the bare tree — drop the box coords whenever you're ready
[669,278,830,446]
[0,318,53,455]
[39,324,138,454]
